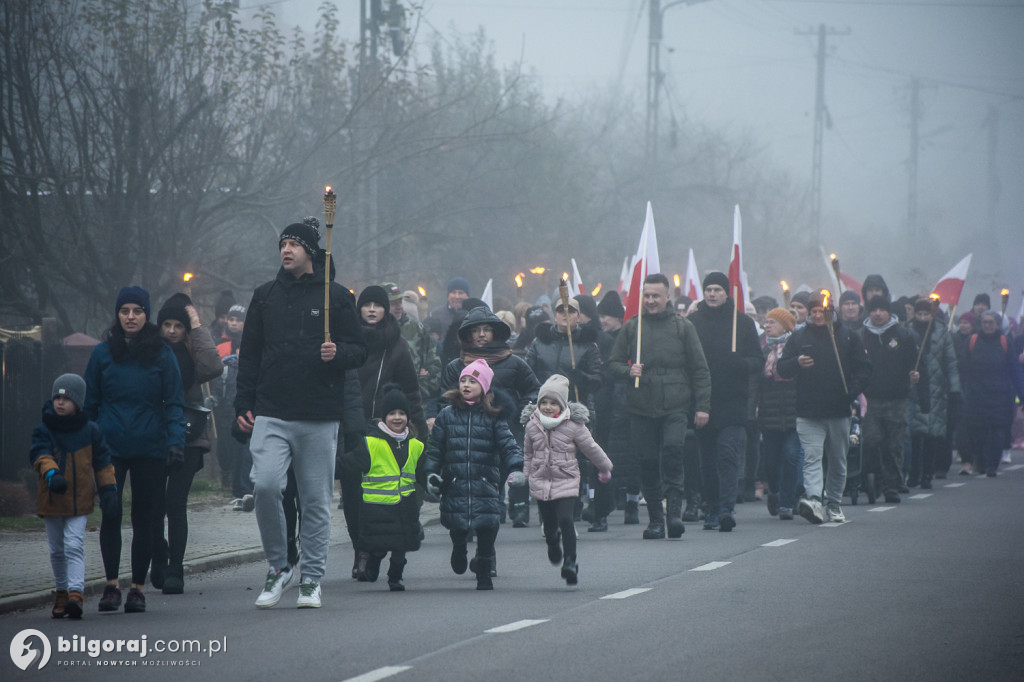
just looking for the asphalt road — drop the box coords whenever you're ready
[3,467,1023,682]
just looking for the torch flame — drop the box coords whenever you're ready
[417,286,426,297]
[820,289,831,308]
[591,283,602,296]
[1001,288,1010,296]
[830,253,837,262]
[673,274,681,288]
[325,185,331,192]
[530,266,545,275]
[183,273,194,283]
[562,272,570,282]
[515,275,523,288]
[780,280,789,292]
[929,293,940,301]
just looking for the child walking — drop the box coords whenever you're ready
[30,374,119,618]
[522,374,612,585]
[340,385,424,591]
[423,359,525,590]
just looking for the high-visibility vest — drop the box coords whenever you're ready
[362,436,424,505]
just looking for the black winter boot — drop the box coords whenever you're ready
[587,516,608,532]
[511,502,530,528]
[161,563,184,595]
[642,501,666,539]
[582,499,596,523]
[547,535,563,565]
[470,553,498,577]
[561,558,578,585]
[475,557,494,590]
[666,494,685,539]
[682,491,701,522]
[450,543,468,575]
[387,557,407,592]
[623,500,640,525]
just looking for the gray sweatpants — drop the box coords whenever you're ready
[250,417,338,580]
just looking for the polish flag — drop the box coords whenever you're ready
[570,258,586,295]
[623,202,661,322]
[727,205,749,312]
[480,278,493,310]
[932,254,972,306]
[617,255,630,295]
[819,247,863,297]
[684,248,701,301]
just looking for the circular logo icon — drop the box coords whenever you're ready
[10,629,51,671]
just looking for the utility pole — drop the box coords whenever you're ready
[907,77,920,236]
[985,104,1000,236]
[645,0,710,164]
[796,24,848,239]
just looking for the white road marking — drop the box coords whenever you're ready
[691,561,731,571]
[601,588,651,600]
[908,493,933,500]
[485,619,549,633]
[342,666,413,682]
[762,539,797,547]
[868,506,896,512]
[1004,464,1024,471]
[944,483,966,488]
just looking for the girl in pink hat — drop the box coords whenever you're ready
[422,359,525,590]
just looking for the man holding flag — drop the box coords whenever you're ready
[609,273,711,539]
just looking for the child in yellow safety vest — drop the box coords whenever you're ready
[339,384,424,591]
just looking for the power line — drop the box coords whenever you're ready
[761,0,1024,7]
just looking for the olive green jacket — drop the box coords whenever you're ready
[608,309,711,418]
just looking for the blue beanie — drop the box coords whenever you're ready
[447,277,470,296]
[115,286,151,319]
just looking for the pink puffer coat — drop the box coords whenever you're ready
[521,402,612,502]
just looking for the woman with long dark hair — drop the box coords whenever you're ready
[151,293,223,594]
[84,286,185,613]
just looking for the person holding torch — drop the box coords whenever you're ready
[778,290,871,524]
[236,209,367,610]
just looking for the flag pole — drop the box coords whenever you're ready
[822,291,848,394]
[914,295,940,373]
[322,186,336,343]
[559,278,580,402]
[731,286,738,352]
[946,304,958,332]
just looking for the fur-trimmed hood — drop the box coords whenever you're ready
[520,401,590,425]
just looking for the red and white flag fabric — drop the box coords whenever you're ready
[623,202,661,322]
[570,258,586,295]
[684,248,701,301]
[480,278,493,310]
[819,247,863,297]
[617,255,630,295]
[727,205,749,312]
[932,253,972,306]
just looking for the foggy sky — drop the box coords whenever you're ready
[235,0,1023,305]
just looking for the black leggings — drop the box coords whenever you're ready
[537,498,577,561]
[153,447,203,568]
[100,457,166,584]
[450,526,497,559]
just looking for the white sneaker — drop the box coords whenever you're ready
[296,578,321,608]
[826,502,846,523]
[255,566,294,608]
[1001,450,1012,464]
[797,497,825,525]
[231,498,244,511]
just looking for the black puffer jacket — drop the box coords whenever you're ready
[778,319,872,418]
[236,259,367,421]
[358,314,428,436]
[421,391,523,531]
[758,335,798,433]
[525,323,604,403]
[962,330,1023,429]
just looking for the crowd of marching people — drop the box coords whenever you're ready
[30,217,1024,617]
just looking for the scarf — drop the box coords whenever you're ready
[763,332,791,380]
[538,409,570,430]
[863,316,899,336]
[377,421,409,441]
[460,339,512,366]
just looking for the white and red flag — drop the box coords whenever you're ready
[480,278,493,310]
[932,253,972,306]
[623,202,661,322]
[684,248,701,301]
[617,255,630,295]
[570,258,586,295]
[727,205,749,312]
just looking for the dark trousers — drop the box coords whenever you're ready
[970,425,1010,474]
[153,446,203,568]
[697,424,745,516]
[682,428,701,498]
[862,398,908,494]
[629,412,688,503]
[339,468,361,549]
[450,526,496,559]
[910,434,943,483]
[100,456,165,584]
[537,498,577,561]
[228,437,253,499]
[214,411,235,487]
[742,420,760,496]
[761,429,800,510]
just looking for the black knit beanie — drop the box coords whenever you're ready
[597,291,625,318]
[357,285,390,311]
[279,221,320,257]
[380,383,411,418]
[157,293,193,332]
[702,271,730,293]
[573,294,598,321]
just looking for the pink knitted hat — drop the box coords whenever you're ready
[460,358,493,395]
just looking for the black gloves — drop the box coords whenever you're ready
[46,469,68,495]
[167,446,185,472]
[99,484,119,517]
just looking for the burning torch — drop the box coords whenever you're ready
[322,186,336,343]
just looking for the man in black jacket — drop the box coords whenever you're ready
[687,272,764,532]
[236,221,367,609]
[778,291,871,524]
[856,295,919,504]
